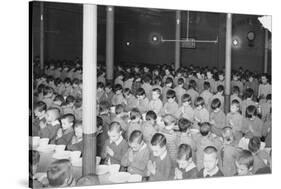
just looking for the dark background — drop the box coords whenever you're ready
[31,1,271,73]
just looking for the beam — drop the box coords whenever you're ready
[82,4,97,176]
[224,13,232,113]
[106,6,114,82]
[39,2,44,71]
[264,29,269,73]
[175,10,181,70]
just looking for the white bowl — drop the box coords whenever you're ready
[55,145,66,153]
[37,144,56,153]
[70,151,81,161]
[108,164,120,174]
[39,138,49,146]
[108,172,131,183]
[96,165,109,175]
[71,158,82,167]
[128,174,142,183]
[52,151,71,160]
[96,156,101,165]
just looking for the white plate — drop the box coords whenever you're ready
[96,165,109,175]
[108,172,131,183]
[52,151,71,159]
[36,145,56,153]
[71,158,82,167]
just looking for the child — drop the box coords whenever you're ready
[209,98,226,137]
[114,73,124,86]
[123,73,134,90]
[241,88,256,116]
[67,120,83,152]
[39,108,61,144]
[235,149,254,176]
[96,82,106,104]
[42,86,55,108]
[231,86,242,105]
[51,95,64,114]
[62,95,75,115]
[142,75,153,100]
[226,100,243,141]
[47,76,56,90]
[127,108,142,140]
[136,88,150,114]
[259,94,271,121]
[162,90,179,117]
[193,97,210,129]
[121,130,150,176]
[174,144,198,179]
[162,77,173,104]
[148,133,173,181]
[46,159,76,187]
[210,85,224,111]
[149,88,163,115]
[63,78,73,97]
[33,101,47,136]
[174,78,187,106]
[111,84,126,106]
[176,94,194,121]
[111,104,129,133]
[55,114,75,146]
[71,78,82,99]
[231,73,243,96]
[141,111,159,143]
[29,150,43,188]
[123,88,137,112]
[241,105,263,138]
[206,70,216,93]
[258,74,271,101]
[215,71,225,93]
[104,83,114,105]
[101,122,128,164]
[160,114,178,161]
[244,74,259,98]
[55,78,65,95]
[197,146,224,178]
[186,80,199,107]
[151,76,163,94]
[73,98,82,121]
[200,81,213,109]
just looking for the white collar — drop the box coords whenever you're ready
[140,143,147,151]
[110,136,123,145]
[185,161,196,172]
[50,120,60,126]
[203,166,219,177]
[160,150,167,160]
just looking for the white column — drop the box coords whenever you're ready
[82,4,97,176]
[175,10,181,70]
[106,6,114,81]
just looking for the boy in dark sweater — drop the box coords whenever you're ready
[175,144,198,179]
[235,149,254,176]
[148,133,173,181]
[197,146,224,178]
[55,114,75,146]
[67,121,83,152]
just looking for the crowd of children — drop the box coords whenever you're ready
[30,60,272,187]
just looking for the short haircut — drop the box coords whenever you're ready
[237,150,254,169]
[217,85,224,93]
[136,88,146,96]
[43,86,54,96]
[108,121,122,133]
[163,114,177,125]
[188,80,197,89]
[65,95,75,105]
[74,98,82,108]
[64,78,72,85]
[129,130,143,144]
[76,174,100,186]
[72,78,80,86]
[203,146,218,155]
[114,84,123,92]
[165,77,173,85]
[245,105,257,119]
[181,93,192,103]
[178,118,192,132]
[200,122,211,136]
[55,78,62,86]
[203,81,211,90]
[130,108,141,120]
[34,101,47,112]
[194,96,205,107]
[115,104,124,115]
[166,89,176,99]
[178,78,184,85]
[248,136,261,153]
[54,95,64,103]
[123,88,132,95]
[99,101,110,112]
[143,75,151,83]
[74,120,82,128]
[232,86,240,94]
[146,110,157,121]
[105,83,113,89]
[151,133,166,147]
[177,144,192,160]
[47,76,54,83]
[245,88,254,99]
[231,99,240,108]
[47,159,72,187]
[211,98,221,110]
[97,82,105,89]
[61,114,75,126]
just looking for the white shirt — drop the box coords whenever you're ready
[203,166,219,177]
[110,136,123,145]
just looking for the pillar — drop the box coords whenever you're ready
[82,4,97,176]
[224,13,232,113]
[264,29,269,73]
[39,2,44,71]
[106,6,114,83]
[175,10,181,70]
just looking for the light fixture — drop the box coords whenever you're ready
[126,41,131,46]
[149,32,161,45]
[152,36,158,41]
[233,39,239,46]
[232,36,241,49]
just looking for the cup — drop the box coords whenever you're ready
[39,138,49,147]
[55,145,66,153]
[70,151,81,161]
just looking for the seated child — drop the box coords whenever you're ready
[197,146,224,178]
[209,85,224,111]
[127,108,142,140]
[176,94,194,121]
[62,95,75,115]
[123,88,137,111]
[42,86,55,109]
[73,98,82,121]
[67,120,83,152]
[121,130,150,176]
[258,74,271,101]
[101,122,128,164]
[51,95,64,114]
[230,86,242,105]
[141,110,159,143]
[33,101,47,136]
[112,104,129,133]
[39,108,61,144]
[111,84,126,106]
[76,174,100,186]
[148,133,173,181]
[162,90,179,117]
[149,88,163,115]
[71,79,82,99]
[63,78,73,97]
[226,100,243,141]
[231,73,243,96]
[209,98,226,137]
[97,82,106,104]
[241,105,263,138]
[259,94,271,121]
[141,75,153,100]
[193,97,209,129]
[46,159,76,187]
[174,78,187,106]
[186,80,199,107]
[55,114,75,146]
[162,77,173,104]
[54,78,65,95]
[200,81,213,109]
[241,88,256,116]
[160,114,178,161]
[136,88,150,114]
[104,83,114,105]
[174,144,198,179]
[235,149,254,176]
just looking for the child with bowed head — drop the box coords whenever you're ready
[55,114,75,146]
